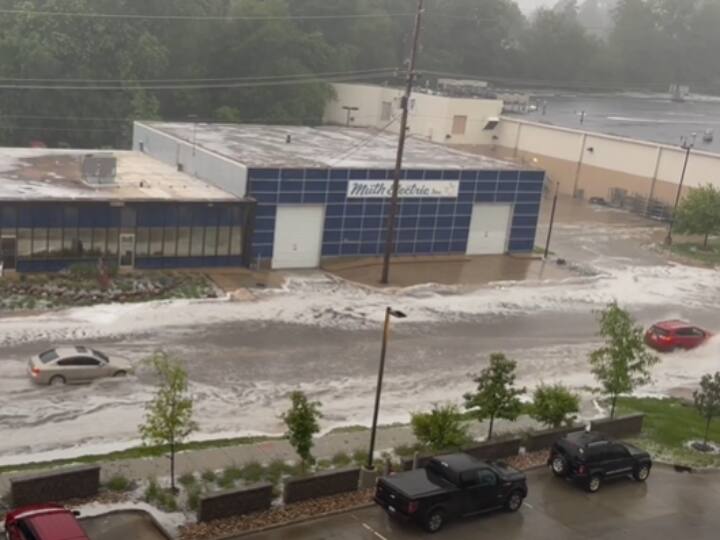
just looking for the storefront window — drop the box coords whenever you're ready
[32,228,48,256]
[92,229,107,256]
[203,226,218,256]
[216,227,231,256]
[177,227,191,256]
[230,226,243,255]
[163,227,177,256]
[191,227,204,256]
[48,229,62,256]
[63,227,79,254]
[78,229,92,256]
[150,228,164,256]
[106,229,119,256]
[17,229,31,257]
[135,228,150,257]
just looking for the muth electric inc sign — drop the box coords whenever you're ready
[347,180,459,199]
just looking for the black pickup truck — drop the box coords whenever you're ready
[374,453,528,533]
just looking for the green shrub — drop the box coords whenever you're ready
[530,384,580,428]
[352,448,369,467]
[411,404,472,452]
[393,443,424,459]
[316,459,331,470]
[144,478,161,502]
[221,465,243,485]
[240,461,264,483]
[187,485,203,511]
[263,459,291,484]
[201,469,217,483]
[178,473,197,488]
[105,475,132,492]
[157,490,178,512]
[331,451,351,467]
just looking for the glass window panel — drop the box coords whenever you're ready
[177,227,191,256]
[92,229,107,256]
[203,226,218,257]
[216,227,231,256]
[191,227,204,256]
[150,228,164,256]
[77,229,92,256]
[32,228,48,256]
[63,226,78,254]
[48,229,62,256]
[230,226,243,255]
[106,229,119,256]
[163,227,177,257]
[17,228,31,256]
[135,228,150,256]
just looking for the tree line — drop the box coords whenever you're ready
[1,0,719,149]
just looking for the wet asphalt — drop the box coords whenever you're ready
[236,466,720,540]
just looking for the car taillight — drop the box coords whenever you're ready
[31,367,40,377]
[658,335,672,342]
[408,501,419,514]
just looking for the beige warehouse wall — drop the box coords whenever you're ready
[494,119,720,205]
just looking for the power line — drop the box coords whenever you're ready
[0,8,416,21]
[0,68,397,84]
[328,116,401,166]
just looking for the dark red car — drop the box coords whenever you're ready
[644,320,712,352]
[4,504,89,540]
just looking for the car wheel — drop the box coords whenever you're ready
[505,491,523,512]
[587,475,602,493]
[113,370,127,378]
[551,455,567,477]
[423,509,445,533]
[49,375,66,386]
[634,464,650,482]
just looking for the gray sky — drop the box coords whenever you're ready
[515,0,555,14]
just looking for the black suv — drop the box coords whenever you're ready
[548,430,652,493]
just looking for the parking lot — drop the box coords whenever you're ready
[237,466,720,540]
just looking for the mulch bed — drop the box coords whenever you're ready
[179,450,551,540]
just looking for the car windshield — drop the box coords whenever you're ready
[92,349,109,362]
[652,326,670,336]
[38,350,59,363]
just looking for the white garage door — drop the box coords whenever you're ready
[466,204,512,255]
[272,205,325,269]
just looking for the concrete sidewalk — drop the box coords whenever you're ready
[0,417,540,492]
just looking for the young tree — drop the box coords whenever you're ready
[693,372,720,450]
[282,391,322,469]
[464,353,525,440]
[590,302,659,418]
[139,352,196,492]
[530,384,580,428]
[411,404,471,452]
[673,184,720,249]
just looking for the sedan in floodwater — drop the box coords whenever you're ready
[28,346,133,385]
[644,320,712,352]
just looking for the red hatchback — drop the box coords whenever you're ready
[645,320,712,352]
[4,504,89,540]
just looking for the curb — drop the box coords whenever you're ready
[211,501,375,540]
[80,508,174,540]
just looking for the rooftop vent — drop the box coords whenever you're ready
[82,153,117,185]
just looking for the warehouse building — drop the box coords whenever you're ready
[134,122,545,270]
[0,149,253,272]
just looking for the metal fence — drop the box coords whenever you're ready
[608,188,672,222]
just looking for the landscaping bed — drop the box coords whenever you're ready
[0,269,218,311]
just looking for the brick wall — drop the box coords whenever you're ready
[283,468,360,504]
[591,414,644,439]
[198,482,273,523]
[10,465,100,506]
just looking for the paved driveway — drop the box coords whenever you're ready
[81,510,171,540]
[237,466,720,540]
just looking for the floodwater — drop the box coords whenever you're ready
[521,93,720,154]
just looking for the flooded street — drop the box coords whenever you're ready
[1,198,719,465]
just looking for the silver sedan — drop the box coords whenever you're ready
[28,346,133,385]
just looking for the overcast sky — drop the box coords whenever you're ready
[515,0,556,14]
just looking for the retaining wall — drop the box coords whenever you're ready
[198,482,273,523]
[10,465,100,506]
[283,468,360,504]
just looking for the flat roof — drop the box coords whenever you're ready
[0,149,239,202]
[145,122,520,170]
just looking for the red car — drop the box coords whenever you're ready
[4,504,89,540]
[644,320,712,352]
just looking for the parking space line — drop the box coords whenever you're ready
[523,502,534,509]
[360,520,389,540]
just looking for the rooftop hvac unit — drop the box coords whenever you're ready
[82,154,117,185]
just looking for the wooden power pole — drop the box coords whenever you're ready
[380,0,425,285]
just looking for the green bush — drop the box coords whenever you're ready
[201,469,217,483]
[393,443,424,459]
[187,485,203,511]
[178,473,197,488]
[316,459,331,470]
[240,461,264,483]
[263,459,292,484]
[221,466,243,484]
[411,404,472,452]
[105,475,132,492]
[144,478,161,502]
[352,448,369,467]
[331,451,351,467]
[530,384,580,428]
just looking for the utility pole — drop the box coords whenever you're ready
[380,0,424,285]
[665,134,695,246]
[342,106,359,127]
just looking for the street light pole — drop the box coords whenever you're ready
[664,135,695,246]
[380,0,425,285]
[544,181,559,259]
[366,307,407,471]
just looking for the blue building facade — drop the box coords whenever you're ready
[0,201,253,272]
[248,167,544,261]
